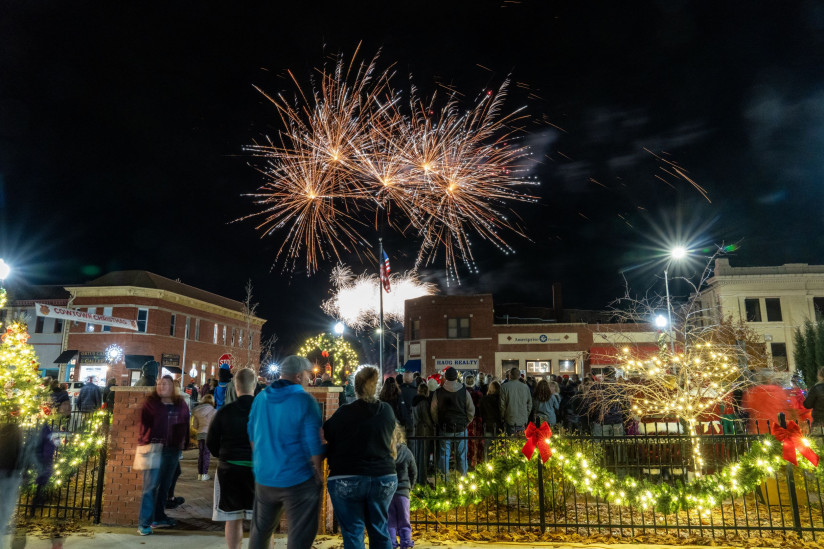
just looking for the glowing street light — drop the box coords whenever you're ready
[268,363,279,374]
[664,246,688,353]
[655,315,668,329]
[334,322,345,335]
[0,259,10,282]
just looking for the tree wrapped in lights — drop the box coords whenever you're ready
[0,318,49,425]
[297,333,359,383]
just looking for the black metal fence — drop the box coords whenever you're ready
[16,411,109,523]
[410,418,824,540]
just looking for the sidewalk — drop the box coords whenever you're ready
[164,448,221,532]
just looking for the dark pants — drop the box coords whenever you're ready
[138,449,178,527]
[197,439,210,475]
[387,494,413,548]
[168,460,181,499]
[410,438,430,485]
[248,477,321,549]
[328,474,398,549]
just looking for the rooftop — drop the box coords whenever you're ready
[68,270,249,314]
[713,258,824,277]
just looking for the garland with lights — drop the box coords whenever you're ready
[35,410,110,490]
[411,424,824,517]
[297,333,359,383]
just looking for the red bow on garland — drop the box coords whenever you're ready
[771,420,819,467]
[522,422,553,463]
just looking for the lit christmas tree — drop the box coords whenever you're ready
[0,312,49,426]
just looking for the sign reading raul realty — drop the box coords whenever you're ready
[498,332,578,345]
[435,358,480,369]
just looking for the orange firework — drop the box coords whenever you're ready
[243,48,538,277]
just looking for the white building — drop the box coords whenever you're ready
[699,258,824,371]
[4,285,70,378]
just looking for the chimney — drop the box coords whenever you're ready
[552,282,563,319]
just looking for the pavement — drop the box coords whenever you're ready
[0,451,783,549]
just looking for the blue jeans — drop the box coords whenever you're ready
[328,474,398,549]
[438,430,468,476]
[138,448,179,527]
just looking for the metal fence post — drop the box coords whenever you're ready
[778,412,803,537]
[536,457,546,533]
[93,417,110,524]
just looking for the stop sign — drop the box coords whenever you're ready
[218,353,234,369]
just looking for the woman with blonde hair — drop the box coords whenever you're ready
[323,366,398,549]
[192,394,216,480]
[136,375,190,535]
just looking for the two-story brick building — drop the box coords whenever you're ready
[404,294,660,379]
[58,271,266,387]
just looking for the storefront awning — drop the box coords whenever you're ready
[402,359,421,373]
[53,350,78,364]
[125,354,155,370]
[589,345,662,366]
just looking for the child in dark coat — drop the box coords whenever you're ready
[388,424,417,549]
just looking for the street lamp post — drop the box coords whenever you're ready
[664,246,687,354]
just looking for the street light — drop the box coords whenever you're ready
[654,315,667,329]
[334,322,345,335]
[664,246,687,353]
[0,259,10,282]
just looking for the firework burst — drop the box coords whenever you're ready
[322,264,437,330]
[242,48,538,277]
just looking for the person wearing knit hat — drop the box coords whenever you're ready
[247,355,324,549]
[430,367,475,476]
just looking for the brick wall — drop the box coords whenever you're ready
[100,386,153,526]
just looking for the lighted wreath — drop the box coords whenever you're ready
[411,421,823,516]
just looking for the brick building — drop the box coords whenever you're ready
[404,293,659,379]
[58,271,266,387]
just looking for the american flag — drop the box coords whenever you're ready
[380,250,391,293]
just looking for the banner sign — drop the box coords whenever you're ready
[435,358,480,369]
[161,353,180,367]
[498,332,578,345]
[35,303,139,331]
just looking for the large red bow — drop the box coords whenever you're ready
[522,422,553,463]
[772,421,819,467]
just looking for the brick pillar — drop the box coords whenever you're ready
[100,386,153,526]
[307,386,342,534]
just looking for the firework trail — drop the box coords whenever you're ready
[242,48,538,278]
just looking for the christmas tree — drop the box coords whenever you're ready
[0,302,49,426]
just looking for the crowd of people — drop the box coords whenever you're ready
[25,360,824,549]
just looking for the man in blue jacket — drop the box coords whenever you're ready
[247,355,324,549]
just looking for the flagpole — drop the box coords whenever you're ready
[379,237,385,378]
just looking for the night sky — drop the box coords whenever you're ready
[2,1,823,352]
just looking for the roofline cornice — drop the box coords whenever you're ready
[66,286,266,326]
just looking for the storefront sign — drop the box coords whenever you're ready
[79,351,107,364]
[161,353,180,366]
[409,342,421,357]
[35,303,139,331]
[498,332,578,345]
[435,358,479,369]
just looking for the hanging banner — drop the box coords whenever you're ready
[35,303,139,331]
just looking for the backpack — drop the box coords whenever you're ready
[215,382,228,409]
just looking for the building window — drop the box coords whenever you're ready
[195,319,201,341]
[137,308,148,333]
[815,297,824,321]
[86,308,97,332]
[559,359,576,374]
[35,316,45,334]
[213,323,218,344]
[170,314,176,337]
[765,298,782,322]
[101,307,113,332]
[411,319,420,340]
[53,318,63,334]
[744,298,762,322]
[501,359,520,375]
[771,342,788,371]
[447,317,470,338]
[239,329,243,348]
[526,360,550,373]
[231,328,235,347]
[222,325,227,345]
